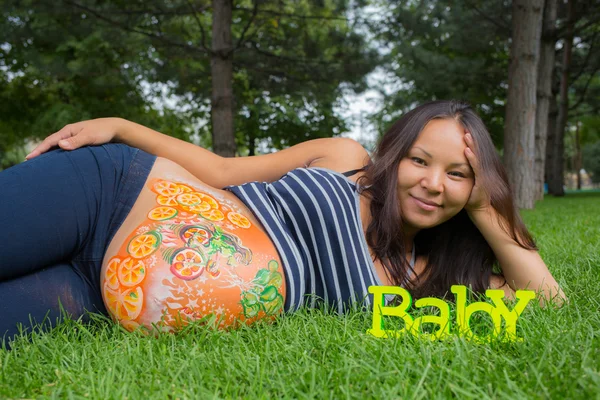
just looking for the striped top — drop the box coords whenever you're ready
[225,167,414,313]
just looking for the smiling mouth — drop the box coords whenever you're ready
[410,195,442,210]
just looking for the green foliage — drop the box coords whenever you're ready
[568,2,600,123]
[142,0,379,153]
[368,0,511,145]
[565,116,600,177]
[0,0,378,159]
[0,0,192,161]
[369,0,599,151]
[0,143,27,170]
[235,86,348,154]
[582,141,600,183]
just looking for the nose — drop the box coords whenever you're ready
[420,169,444,194]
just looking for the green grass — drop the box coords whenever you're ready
[2,193,599,399]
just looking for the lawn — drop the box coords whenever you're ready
[1,193,599,399]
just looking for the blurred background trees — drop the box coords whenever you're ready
[1,0,599,208]
[0,0,378,158]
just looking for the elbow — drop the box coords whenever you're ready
[539,285,567,308]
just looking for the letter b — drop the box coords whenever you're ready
[367,286,414,338]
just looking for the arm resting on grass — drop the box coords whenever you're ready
[469,207,566,305]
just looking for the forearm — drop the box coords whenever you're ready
[468,207,565,302]
[115,119,227,188]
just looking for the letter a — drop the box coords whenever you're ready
[413,297,450,340]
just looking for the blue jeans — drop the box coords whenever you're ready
[0,144,156,346]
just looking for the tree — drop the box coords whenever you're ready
[548,0,576,196]
[563,115,600,186]
[0,0,192,161]
[503,0,544,209]
[211,0,235,155]
[367,0,512,144]
[370,0,598,202]
[534,0,558,201]
[545,0,600,195]
[582,140,600,183]
[40,0,378,155]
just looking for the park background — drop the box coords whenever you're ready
[1,0,599,398]
[1,0,599,207]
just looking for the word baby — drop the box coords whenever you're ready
[368,285,535,342]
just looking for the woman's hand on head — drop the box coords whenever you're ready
[463,132,491,214]
[25,117,126,160]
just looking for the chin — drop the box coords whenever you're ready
[403,216,440,231]
[404,210,459,231]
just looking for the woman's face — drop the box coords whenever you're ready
[397,118,475,235]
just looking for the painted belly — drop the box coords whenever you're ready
[100,177,286,333]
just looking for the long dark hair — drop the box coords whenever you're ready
[358,100,537,298]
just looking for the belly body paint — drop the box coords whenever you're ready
[101,178,285,333]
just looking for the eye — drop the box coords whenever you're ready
[448,171,466,178]
[411,157,426,165]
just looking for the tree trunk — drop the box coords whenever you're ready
[548,0,575,196]
[247,133,256,156]
[534,0,558,201]
[211,0,236,157]
[545,85,559,190]
[503,0,544,209]
[574,121,582,190]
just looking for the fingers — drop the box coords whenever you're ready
[25,124,83,160]
[24,135,59,160]
[464,133,481,176]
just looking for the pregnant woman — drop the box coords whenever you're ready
[0,100,564,345]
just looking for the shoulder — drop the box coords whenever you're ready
[308,137,371,173]
[220,137,369,187]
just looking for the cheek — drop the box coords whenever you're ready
[397,162,419,189]
[456,182,473,205]
[450,181,474,206]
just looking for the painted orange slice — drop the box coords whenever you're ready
[120,319,142,333]
[104,286,144,321]
[227,212,251,229]
[180,226,211,247]
[201,209,224,222]
[148,206,178,221]
[128,232,161,259]
[170,248,206,280]
[118,257,146,287]
[104,258,120,290]
[153,180,182,197]
[184,202,211,213]
[197,193,219,209]
[177,184,194,193]
[176,193,203,207]
[157,195,179,207]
